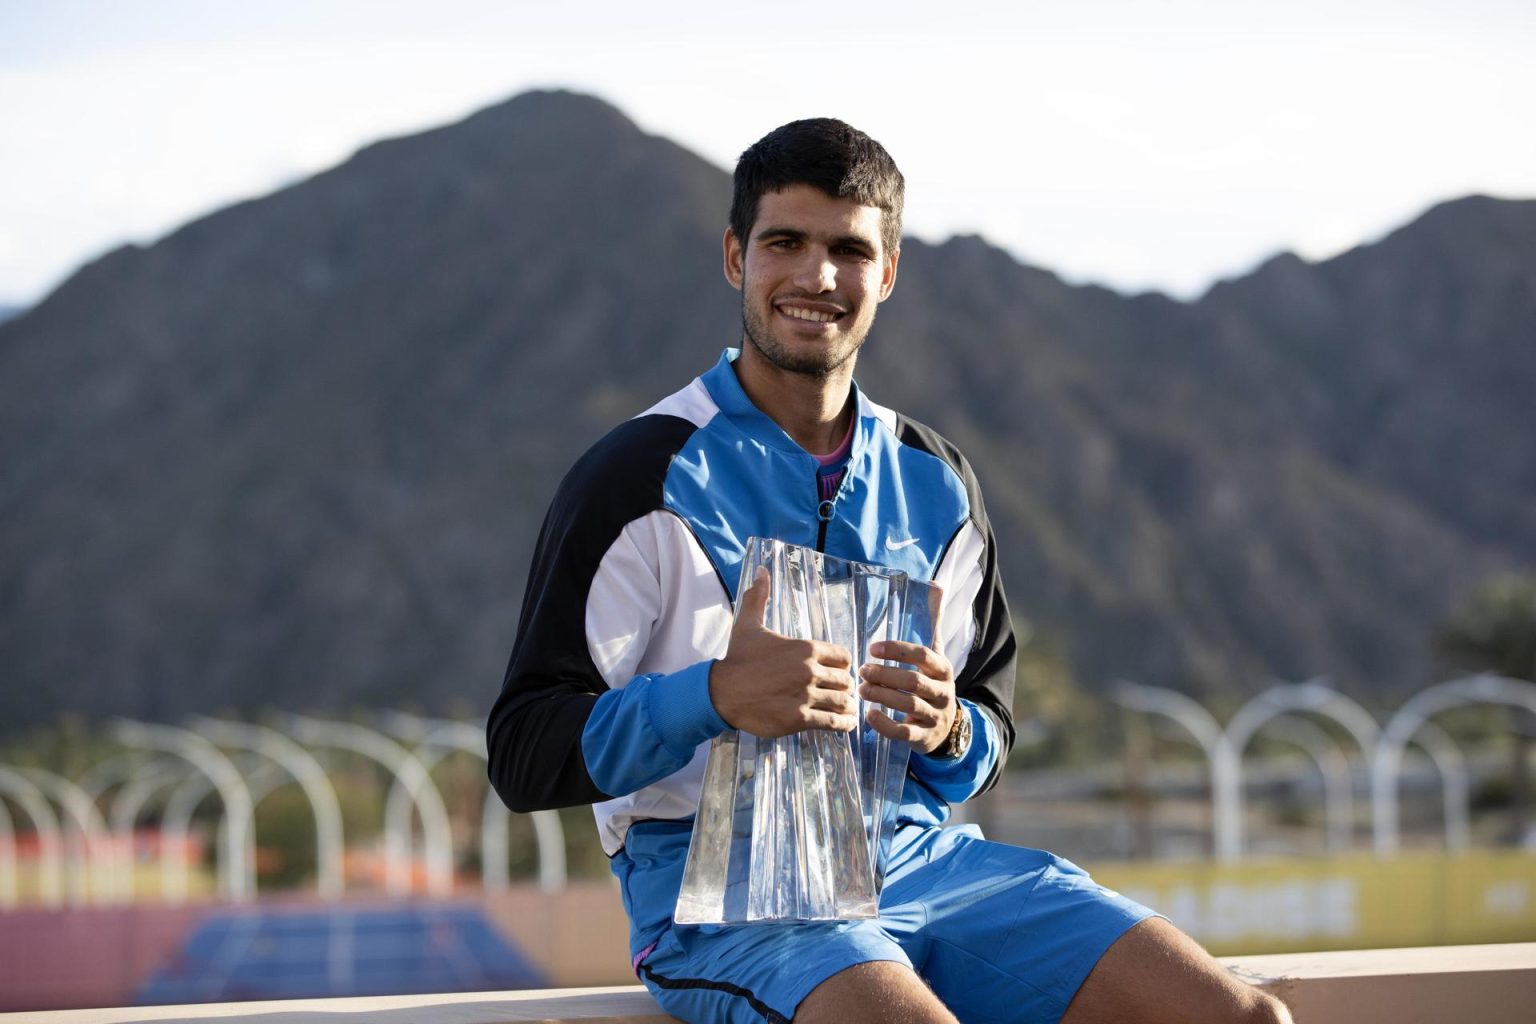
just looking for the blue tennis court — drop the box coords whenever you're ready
[136,904,546,1003]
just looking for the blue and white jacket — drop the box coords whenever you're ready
[488,350,1018,855]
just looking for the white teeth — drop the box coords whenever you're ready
[781,306,838,323]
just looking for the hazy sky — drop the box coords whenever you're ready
[2,1,1532,307]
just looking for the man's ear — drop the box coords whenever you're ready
[878,246,900,302]
[723,227,744,291]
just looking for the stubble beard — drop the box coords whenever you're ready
[740,291,870,381]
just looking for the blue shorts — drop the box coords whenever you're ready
[613,819,1158,1024]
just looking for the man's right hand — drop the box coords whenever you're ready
[708,567,858,738]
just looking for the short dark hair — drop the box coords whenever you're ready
[729,118,905,256]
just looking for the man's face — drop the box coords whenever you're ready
[724,184,899,379]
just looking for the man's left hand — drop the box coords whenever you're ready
[858,640,958,756]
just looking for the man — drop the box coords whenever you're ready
[488,119,1291,1024]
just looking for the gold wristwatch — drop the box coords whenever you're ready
[932,702,972,760]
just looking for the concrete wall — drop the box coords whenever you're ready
[10,944,1536,1024]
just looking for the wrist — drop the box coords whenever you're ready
[706,658,738,731]
[649,660,729,755]
[928,702,972,760]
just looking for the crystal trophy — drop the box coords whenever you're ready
[674,536,941,924]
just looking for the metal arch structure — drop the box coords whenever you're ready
[1372,674,1536,855]
[108,762,183,834]
[379,711,567,893]
[19,766,116,905]
[110,719,257,902]
[1255,714,1355,855]
[1216,680,1380,860]
[158,755,275,905]
[286,715,453,896]
[190,716,346,900]
[1405,720,1472,851]
[211,765,291,888]
[157,767,221,903]
[376,715,482,889]
[375,716,483,890]
[1111,681,1228,853]
[0,795,15,908]
[78,751,157,900]
[1113,681,1226,754]
[0,766,63,906]
[78,751,152,806]
[107,760,185,902]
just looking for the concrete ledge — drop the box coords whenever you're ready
[10,943,1535,1023]
[1221,943,1536,1023]
[7,986,680,1023]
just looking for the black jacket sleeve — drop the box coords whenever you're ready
[486,414,698,813]
[895,415,1018,794]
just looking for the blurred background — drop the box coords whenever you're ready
[1,0,1534,1012]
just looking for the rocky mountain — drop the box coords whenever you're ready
[1,90,1531,734]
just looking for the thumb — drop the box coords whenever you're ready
[734,566,771,631]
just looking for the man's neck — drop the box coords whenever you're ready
[733,342,855,456]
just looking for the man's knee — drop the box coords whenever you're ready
[1062,916,1298,1024]
[1241,989,1293,1024]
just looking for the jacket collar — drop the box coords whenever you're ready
[701,348,872,458]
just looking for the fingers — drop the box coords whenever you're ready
[812,666,855,692]
[780,638,853,674]
[734,566,771,629]
[806,684,858,718]
[857,681,944,726]
[865,708,923,743]
[801,709,858,733]
[870,640,951,679]
[858,662,948,704]
[811,641,853,669]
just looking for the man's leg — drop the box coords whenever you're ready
[620,820,932,1024]
[873,824,1295,1024]
[794,961,957,1024]
[1061,917,1292,1024]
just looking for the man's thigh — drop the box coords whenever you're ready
[795,960,957,1024]
[634,916,913,1024]
[625,823,1158,1023]
[620,820,917,1023]
[882,827,1157,1024]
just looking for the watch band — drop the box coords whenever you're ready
[932,701,972,760]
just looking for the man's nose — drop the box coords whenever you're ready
[793,250,836,293]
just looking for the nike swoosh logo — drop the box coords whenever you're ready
[885,537,920,551]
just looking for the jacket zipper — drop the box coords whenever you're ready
[815,460,835,552]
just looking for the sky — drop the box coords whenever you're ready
[1,0,1533,308]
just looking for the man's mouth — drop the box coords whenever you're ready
[775,302,846,325]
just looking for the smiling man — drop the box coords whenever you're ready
[488,119,1291,1024]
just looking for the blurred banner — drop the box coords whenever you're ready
[1093,850,1536,955]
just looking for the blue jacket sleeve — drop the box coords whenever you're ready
[581,660,728,796]
[908,701,1002,804]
